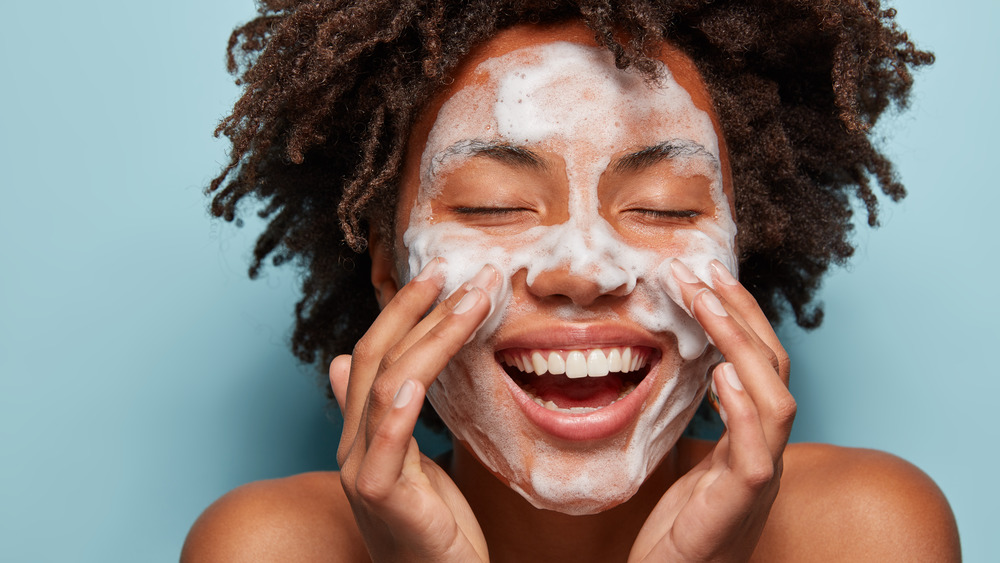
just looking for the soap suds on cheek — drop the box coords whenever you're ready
[402,42,737,514]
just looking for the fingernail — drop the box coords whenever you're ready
[393,379,415,408]
[710,260,738,286]
[670,260,700,284]
[722,363,743,391]
[468,264,499,290]
[413,258,442,282]
[700,291,728,317]
[713,373,729,424]
[453,287,483,314]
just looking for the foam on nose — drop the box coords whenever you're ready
[521,217,639,295]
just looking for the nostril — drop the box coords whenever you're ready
[526,267,631,306]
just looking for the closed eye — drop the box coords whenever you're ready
[628,209,701,219]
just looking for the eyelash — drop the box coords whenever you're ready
[453,206,531,216]
[630,209,701,219]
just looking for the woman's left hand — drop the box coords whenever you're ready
[628,260,795,563]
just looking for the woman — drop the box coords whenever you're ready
[183,1,959,560]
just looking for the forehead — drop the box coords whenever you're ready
[431,41,717,167]
[397,22,732,228]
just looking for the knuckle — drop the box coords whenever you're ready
[773,459,786,481]
[370,416,398,446]
[377,345,403,374]
[769,393,798,424]
[439,287,466,310]
[367,378,398,410]
[743,463,775,488]
[726,328,755,349]
[425,323,457,349]
[352,338,376,362]
[416,320,464,359]
[776,351,791,378]
[336,443,350,467]
[765,347,780,373]
[354,471,391,503]
[338,459,359,492]
[336,434,362,468]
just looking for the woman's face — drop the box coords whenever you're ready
[387,23,737,515]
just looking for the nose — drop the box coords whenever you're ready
[526,266,631,306]
[521,218,637,306]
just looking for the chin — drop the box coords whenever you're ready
[427,338,719,515]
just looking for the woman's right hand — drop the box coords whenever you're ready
[330,259,497,562]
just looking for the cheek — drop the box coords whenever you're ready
[403,223,504,286]
[402,220,527,337]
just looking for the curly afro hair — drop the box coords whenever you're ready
[208,0,931,392]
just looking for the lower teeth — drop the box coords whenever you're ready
[523,383,637,413]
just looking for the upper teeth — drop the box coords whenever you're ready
[500,347,648,378]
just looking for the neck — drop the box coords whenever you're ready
[447,440,696,563]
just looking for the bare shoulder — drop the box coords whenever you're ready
[755,443,960,562]
[181,471,369,562]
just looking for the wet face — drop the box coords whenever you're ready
[386,24,737,515]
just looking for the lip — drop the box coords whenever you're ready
[495,323,663,352]
[493,324,665,441]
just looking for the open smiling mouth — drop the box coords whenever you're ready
[497,347,657,413]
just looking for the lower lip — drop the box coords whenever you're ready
[499,362,658,442]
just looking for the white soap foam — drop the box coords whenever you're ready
[401,41,737,514]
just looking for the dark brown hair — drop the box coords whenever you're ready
[209,0,931,392]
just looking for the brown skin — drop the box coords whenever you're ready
[183,23,959,563]
[181,445,960,562]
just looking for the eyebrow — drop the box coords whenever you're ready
[472,143,545,169]
[429,140,546,178]
[612,140,719,174]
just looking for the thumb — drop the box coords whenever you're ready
[329,354,352,412]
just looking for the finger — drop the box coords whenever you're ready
[345,258,448,423]
[709,260,790,385]
[346,272,496,446]
[380,264,500,374]
[667,260,771,357]
[667,261,794,456]
[353,379,426,509]
[667,261,788,413]
[364,286,493,444]
[700,365,781,554]
[657,367,774,562]
[330,354,351,412]
[712,364,773,482]
[692,289,796,457]
[351,277,492,431]
[345,280,474,444]
[331,355,357,465]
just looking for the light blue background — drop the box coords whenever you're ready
[1,1,995,561]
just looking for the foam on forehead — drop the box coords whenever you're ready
[418,42,721,199]
[485,41,719,156]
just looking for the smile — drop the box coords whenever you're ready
[497,346,656,414]
[499,346,651,378]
